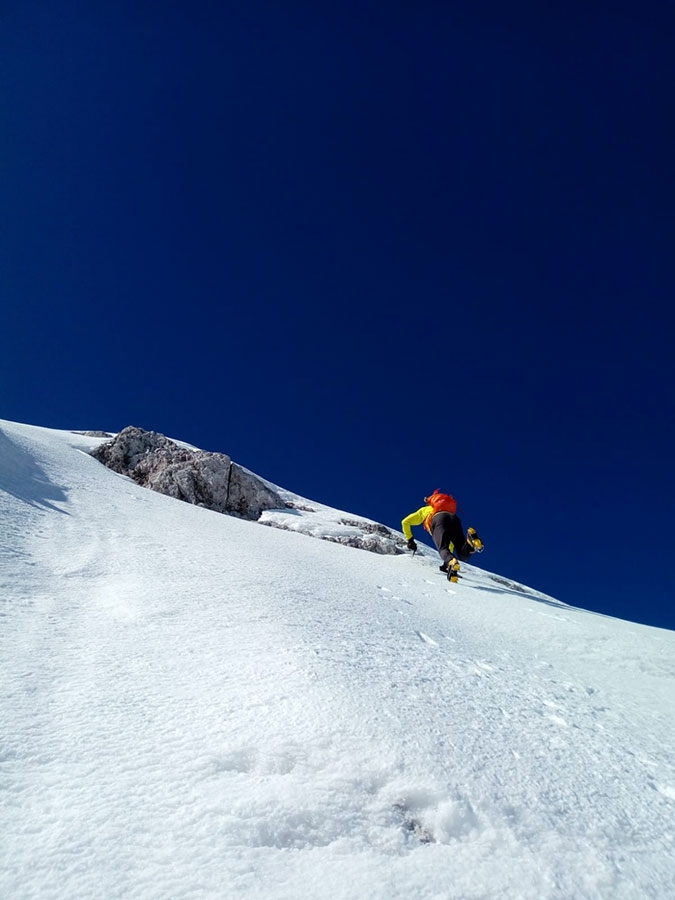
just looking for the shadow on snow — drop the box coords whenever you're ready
[0,428,70,514]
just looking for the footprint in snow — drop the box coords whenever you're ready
[545,714,568,727]
[378,584,411,605]
[653,783,675,801]
[415,631,439,647]
[392,802,435,844]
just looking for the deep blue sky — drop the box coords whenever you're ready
[2,1,673,629]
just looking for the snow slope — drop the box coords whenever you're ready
[1,419,674,900]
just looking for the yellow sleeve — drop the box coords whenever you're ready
[402,506,432,540]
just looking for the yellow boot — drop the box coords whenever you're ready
[447,558,461,582]
[467,527,484,553]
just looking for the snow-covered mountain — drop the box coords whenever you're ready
[1,419,674,900]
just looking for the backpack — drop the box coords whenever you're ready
[425,490,457,515]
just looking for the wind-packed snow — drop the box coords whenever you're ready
[1,419,674,900]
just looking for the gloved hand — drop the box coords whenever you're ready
[407,537,417,552]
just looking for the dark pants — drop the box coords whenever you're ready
[430,512,468,564]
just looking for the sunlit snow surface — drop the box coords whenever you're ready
[1,420,674,900]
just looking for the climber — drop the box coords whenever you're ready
[402,490,483,580]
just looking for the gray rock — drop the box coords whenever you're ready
[90,426,284,521]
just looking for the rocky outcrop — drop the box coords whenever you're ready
[90,427,410,557]
[336,519,407,554]
[90,426,285,520]
[256,509,409,555]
